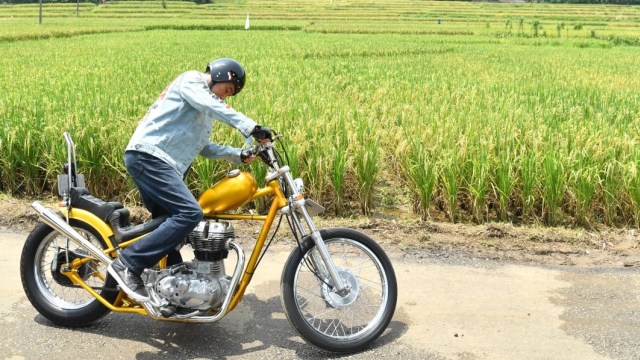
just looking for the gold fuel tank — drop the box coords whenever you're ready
[198,170,258,215]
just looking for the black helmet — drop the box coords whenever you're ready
[205,58,246,95]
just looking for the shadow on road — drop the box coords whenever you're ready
[33,293,408,359]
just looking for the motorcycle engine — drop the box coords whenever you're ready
[147,220,234,311]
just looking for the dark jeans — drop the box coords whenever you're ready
[120,151,203,274]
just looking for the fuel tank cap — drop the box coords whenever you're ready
[227,169,241,178]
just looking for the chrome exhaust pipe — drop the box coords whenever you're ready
[31,201,113,265]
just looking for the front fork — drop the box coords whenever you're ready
[308,228,350,295]
[285,185,349,295]
[264,144,350,295]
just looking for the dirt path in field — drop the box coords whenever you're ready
[2,196,639,269]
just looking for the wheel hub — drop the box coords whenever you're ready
[50,249,92,286]
[322,269,360,308]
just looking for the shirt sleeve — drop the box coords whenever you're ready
[199,143,242,164]
[179,71,257,138]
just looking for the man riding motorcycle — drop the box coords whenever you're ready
[108,58,271,302]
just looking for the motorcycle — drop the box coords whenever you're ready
[20,131,397,353]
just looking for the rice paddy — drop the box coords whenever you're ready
[1,0,639,226]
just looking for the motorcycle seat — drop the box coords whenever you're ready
[70,187,123,222]
[69,187,166,243]
[107,209,167,243]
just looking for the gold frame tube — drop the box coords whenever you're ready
[61,179,289,315]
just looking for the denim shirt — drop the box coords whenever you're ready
[125,70,257,177]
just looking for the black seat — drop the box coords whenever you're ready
[69,187,166,243]
[70,187,123,222]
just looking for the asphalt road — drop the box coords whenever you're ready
[1,228,639,360]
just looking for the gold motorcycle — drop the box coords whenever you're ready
[20,132,397,353]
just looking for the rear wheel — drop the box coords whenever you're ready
[20,220,119,327]
[281,228,397,353]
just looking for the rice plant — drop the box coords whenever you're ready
[353,116,379,215]
[1,0,640,226]
[468,149,490,223]
[330,118,349,215]
[401,137,437,221]
[569,164,598,227]
[542,151,565,225]
[627,152,640,227]
[493,149,514,222]
[440,151,461,223]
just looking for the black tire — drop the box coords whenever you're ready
[20,220,119,327]
[281,228,397,353]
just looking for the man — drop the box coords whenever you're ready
[108,58,270,302]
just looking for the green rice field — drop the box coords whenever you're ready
[1,0,639,226]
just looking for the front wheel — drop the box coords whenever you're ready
[281,228,397,353]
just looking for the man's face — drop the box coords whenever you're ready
[211,82,235,100]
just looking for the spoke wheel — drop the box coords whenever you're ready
[281,228,397,353]
[20,221,118,327]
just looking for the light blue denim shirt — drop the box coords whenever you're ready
[126,70,257,177]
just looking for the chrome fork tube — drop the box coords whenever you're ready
[289,210,328,280]
[269,149,348,293]
[300,208,347,293]
[280,170,348,293]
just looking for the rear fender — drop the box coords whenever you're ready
[60,207,116,249]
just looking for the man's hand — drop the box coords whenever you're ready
[240,149,255,163]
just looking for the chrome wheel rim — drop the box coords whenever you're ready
[293,238,389,340]
[33,229,106,309]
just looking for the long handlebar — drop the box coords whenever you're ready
[244,133,282,166]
